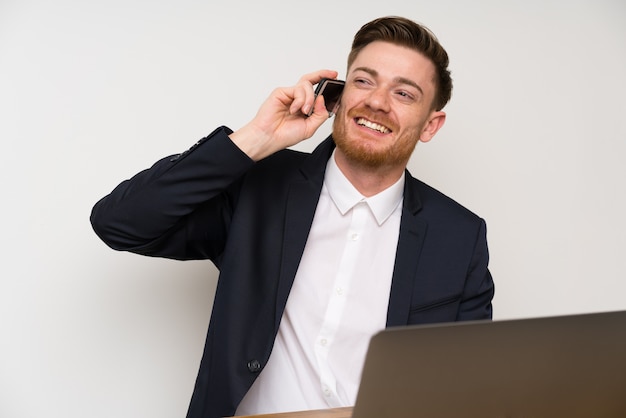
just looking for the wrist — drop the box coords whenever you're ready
[229,124,274,162]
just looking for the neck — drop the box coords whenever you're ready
[333,149,406,197]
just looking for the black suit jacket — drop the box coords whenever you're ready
[91,126,494,418]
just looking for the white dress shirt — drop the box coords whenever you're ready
[236,151,404,415]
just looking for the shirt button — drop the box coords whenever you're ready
[336,287,344,295]
[320,338,328,346]
[350,233,359,241]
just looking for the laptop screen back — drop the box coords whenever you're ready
[352,311,626,418]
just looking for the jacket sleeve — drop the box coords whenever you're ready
[90,126,255,263]
[457,218,495,320]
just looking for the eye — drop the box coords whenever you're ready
[395,90,416,101]
[354,77,372,87]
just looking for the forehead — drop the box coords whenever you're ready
[348,41,437,92]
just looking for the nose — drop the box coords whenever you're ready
[364,86,391,113]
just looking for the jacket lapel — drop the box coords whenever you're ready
[386,174,427,327]
[275,138,335,330]
[274,142,427,330]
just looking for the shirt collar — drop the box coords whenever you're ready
[324,150,405,225]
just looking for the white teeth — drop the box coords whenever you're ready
[357,118,390,134]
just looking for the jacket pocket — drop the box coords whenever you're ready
[408,294,462,324]
[410,294,462,313]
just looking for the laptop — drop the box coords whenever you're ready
[351,310,626,418]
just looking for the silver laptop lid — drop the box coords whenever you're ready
[352,310,626,418]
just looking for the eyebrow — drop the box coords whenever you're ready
[352,66,424,96]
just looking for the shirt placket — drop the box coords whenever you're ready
[314,200,367,406]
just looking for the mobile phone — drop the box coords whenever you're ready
[308,78,345,116]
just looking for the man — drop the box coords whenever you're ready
[91,16,494,418]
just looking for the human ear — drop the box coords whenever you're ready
[419,111,446,143]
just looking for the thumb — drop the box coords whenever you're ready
[301,95,332,139]
[308,94,332,123]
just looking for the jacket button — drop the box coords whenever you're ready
[247,359,262,373]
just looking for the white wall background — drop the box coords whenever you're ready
[1,0,624,417]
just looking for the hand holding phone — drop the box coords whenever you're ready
[308,78,345,117]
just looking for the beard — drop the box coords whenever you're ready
[332,106,421,170]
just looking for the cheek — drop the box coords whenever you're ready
[399,111,430,134]
[339,88,365,109]
[394,120,427,148]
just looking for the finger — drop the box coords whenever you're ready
[300,69,340,86]
[289,83,311,115]
[307,94,331,123]
[294,70,340,115]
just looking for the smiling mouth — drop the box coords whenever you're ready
[355,117,392,134]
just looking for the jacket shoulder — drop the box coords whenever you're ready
[407,175,484,224]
